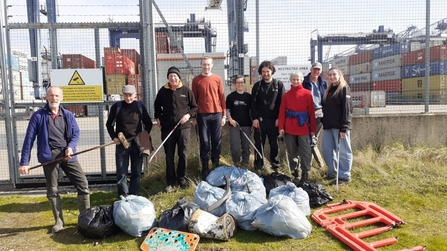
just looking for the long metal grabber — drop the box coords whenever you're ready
[149,118,183,162]
[235,122,263,160]
[29,132,129,171]
[278,136,292,177]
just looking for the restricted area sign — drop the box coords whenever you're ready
[50,69,104,103]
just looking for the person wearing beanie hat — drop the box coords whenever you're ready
[167,66,181,79]
[106,82,153,197]
[154,66,198,192]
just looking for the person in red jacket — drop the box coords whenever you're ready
[278,71,316,182]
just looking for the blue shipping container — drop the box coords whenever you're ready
[5,56,20,71]
[401,60,447,79]
[372,43,408,60]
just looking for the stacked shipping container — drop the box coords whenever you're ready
[401,45,447,100]
[326,42,447,106]
[103,47,141,101]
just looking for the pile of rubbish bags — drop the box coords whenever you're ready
[78,166,333,241]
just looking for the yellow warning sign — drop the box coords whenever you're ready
[68,70,86,85]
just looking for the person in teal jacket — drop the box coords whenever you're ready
[19,86,90,233]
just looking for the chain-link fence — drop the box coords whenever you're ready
[1,0,446,187]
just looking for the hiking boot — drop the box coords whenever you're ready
[212,158,220,168]
[331,178,351,185]
[165,185,173,193]
[201,158,210,180]
[179,178,189,189]
[299,172,309,183]
[324,176,336,181]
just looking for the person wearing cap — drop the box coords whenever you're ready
[192,56,226,180]
[106,84,153,197]
[302,62,328,145]
[154,66,198,192]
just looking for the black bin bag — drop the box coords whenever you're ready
[78,205,120,238]
[159,197,200,231]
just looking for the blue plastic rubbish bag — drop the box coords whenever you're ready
[252,194,312,239]
[225,191,267,230]
[269,182,310,216]
[113,195,157,237]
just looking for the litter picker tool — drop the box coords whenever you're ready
[235,122,263,160]
[29,132,129,171]
[335,132,341,192]
[278,136,292,177]
[149,118,183,162]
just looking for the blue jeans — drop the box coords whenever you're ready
[115,141,142,196]
[197,113,222,160]
[322,129,352,180]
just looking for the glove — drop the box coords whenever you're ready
[311,135,318,147]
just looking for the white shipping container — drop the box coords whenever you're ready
[338,65,349,75]
[372,67,401,82]
[331,56,349,67]
[350,62,371,75]
[372,54,402,71]
[12,70,21,85]
[349,73,371,84]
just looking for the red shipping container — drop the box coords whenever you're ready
[121,49,140,66]
[127,74,141,86]
[64,105,86,117]
[349,51,372,65]
[155,32,169,54]
[104,47,121,54]
[402,45,447,65]
[62,54,96,69]
[372,80,402,92]
[349,82,372,92]
[105,53,136,75]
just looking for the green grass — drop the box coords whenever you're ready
[1,142,446,251]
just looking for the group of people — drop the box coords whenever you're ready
[17,57,353,233]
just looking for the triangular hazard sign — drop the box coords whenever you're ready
[68,70,86,85]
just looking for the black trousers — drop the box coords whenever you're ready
[162,128,191,186]
[253,117,280,168]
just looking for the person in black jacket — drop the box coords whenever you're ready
[106,85,153,197]
[322,67,353,185]
[251,61,285,172]
[154,66,198,192]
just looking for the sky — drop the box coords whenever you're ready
[4,0,447,66]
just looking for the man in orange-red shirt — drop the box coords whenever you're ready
[192,57,226,180]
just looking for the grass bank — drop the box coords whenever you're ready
[0,143,446,251]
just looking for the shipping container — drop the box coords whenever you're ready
[331,56,349,67]
[349,73,371,84]
[155,32,169,54]
[401,60,447,79]
[372,79,402,92]
[372,43,408,60]
[86,105,101,117]
[349,62,371,75]
[401,75,447,99]
[104,53,136,75]
[372,54,402,71]
[402,45,447,65]
[127,74,141,86]
[349,82,372,92]
[321,72,348,83]
[105,74,127,94]
[62,54,96,69]
[349,51,372,65]
[351,91,386,108]
[121,49,141,67]
[372,67,401,82]
[104,47,121,54]
[5,55,20,71]
[64,105,86,117]
[337,65,349,76]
